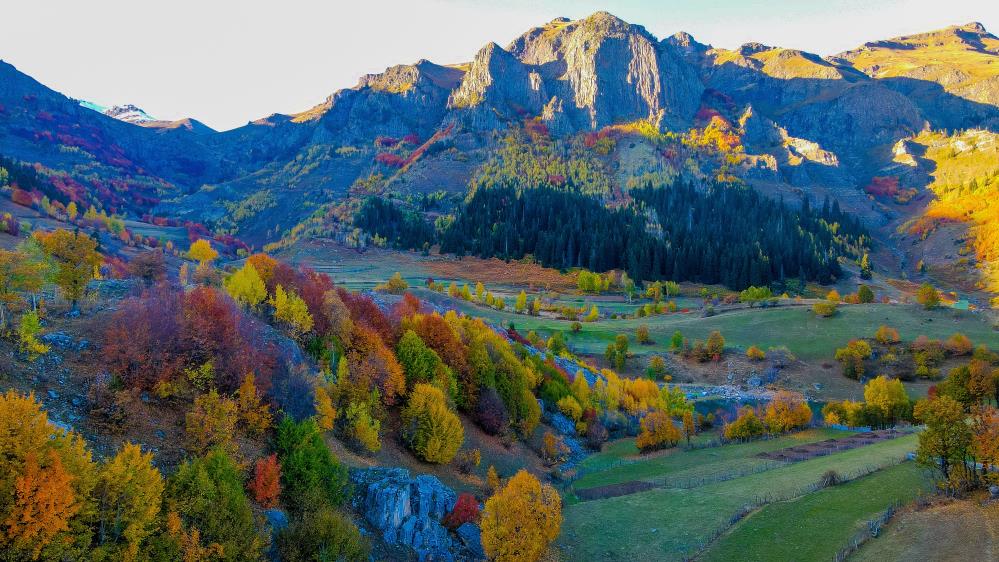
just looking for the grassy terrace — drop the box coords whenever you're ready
[700,462,931,562]
[570,428,850,491]
[557,432,920,560]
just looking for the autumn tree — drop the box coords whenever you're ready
[0,248,46,327]
[835,339,872,380]
[812,299,838,317]
[276,506,369,562]
[186,390,238,455]
[35,229,101,310]
[636,324,651,344]
[0,391,96,560]
[223,262,266,309]
[682,411,696,446]
[236,373,272,435]
[874,325,900,345]
[972,408,999,483]
[187,239,218,266]
[401,384,464,464]
[863,376,910,428]
[314,385,337,431]
[646,355,668,380]
[128,249,166,287]
[94,443,164,559]
[249,454,281,508]
[915,396,973,485]
[486,466,501,494]
[763,391,813,434]
[706,330,725,359]
[480,470,562,562]
[635,410,681,452]
[246,253,278,289]
[270,285,314,338]
[917,283,940,309]
[746,345,766,361]
[724,407,765,441]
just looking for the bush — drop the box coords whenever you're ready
[857,284,875,303]
[556,395,583,422]
[812,299,838,317]
[636,325,651,344]
[706,330,725,360]
[277,507,369,562]
[916,283,940,309]
[402,384,464,464]
[874,325,900,345]
[945,333,973,356]
[724,407,765,441]
[746,345,766,361]
[443,493,480,530]
[275,417,350,512]
[835,339,872,380]
[249,454,281,508]
[475,387,510,436]
[167,449,264,561]
[454,449,481,475]
[584,418,609,450]
[819,470,842,488]
[635,411,680,452]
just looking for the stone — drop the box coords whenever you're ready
[990,485,999,500]
[47,389,58,400]
[455,523,485,560]
[351,467,462,561]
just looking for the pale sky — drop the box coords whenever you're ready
[2,0,995,131]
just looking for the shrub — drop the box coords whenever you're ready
[276,507,369,562]
[454,449,481,475]
[835,339,872,380]
[812,299,838,317]
[646,355,669,380]
[819,469,842,488]
[724,407,765,441]
[166,449,264,561]
[916,283,940,309]
[249,454,281,508]
[746,345,766,361]
[541,431,570,465]
[857,284,875,303]
[762,391,812,434]
[475,387,510,435]
[443,493,480,530]
[636,325,651,344]
[706,330,725,360]
[185,390,238,455]
[274,417,350,512]
[635,411,680,452]
[402,384,464,464]
[584,418,609,450]
[945,333,973,356]
[875,325,900,345]
[556,395,583,422]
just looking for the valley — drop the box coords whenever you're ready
[0,7,997,562]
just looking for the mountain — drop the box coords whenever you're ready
[1,12,998,294]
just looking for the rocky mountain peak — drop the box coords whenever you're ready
[103,104,155,124]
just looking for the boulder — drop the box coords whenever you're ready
[351,467,465,561]
[455,523,485,560]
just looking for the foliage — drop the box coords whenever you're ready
[274,417,350,512]
[185,389,238,455]
[646,355,669,380]
[167,449,264,561]
[636,411,681,452]
[354,197,434,251]
[914,396,972,483]
[443,493,480,530]
[276,507,369,562]
[835,339,872,380]
[236,373,272,435]
[874,325,900,344]
[249,454,281,508]
[35,229,101,307]
[442,178,863,289]
[917,283,940,309]
[480,469,562,562]
[762,391,813,434]
[18,311,49,359]
[401,384,464,464]
[94,443,163,559]
[811,299,838,317]
[724,407,765,441]
[187,239,218,265]
[270,285,314,338]
[746,345,766,361]
[343,400,381,454]
[223,262,266,309]
[375,272,409,294]
[863,376,911,428]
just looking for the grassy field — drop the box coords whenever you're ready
[851,494,999,562]
[420,293,997,362]
[571,428,850,491]
[699,462,932,562]
[557,432,919,560]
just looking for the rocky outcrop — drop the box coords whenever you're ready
[449,42,546,128]
[351,467,480,561]
[505,12,702,131]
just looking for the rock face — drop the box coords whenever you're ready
[351,467,475,561]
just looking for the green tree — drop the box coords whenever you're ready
[857,284,875,303]
[396,330,442,387]
[35,229,101,310]
[914,396,972,482]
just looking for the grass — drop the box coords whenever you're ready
[572,428,850,490]
[851,493,999,562]
[558,432,919,561]
[699,462,932,562]
[420,293,996,362]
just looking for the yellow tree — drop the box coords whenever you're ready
[236,373,272,435]
[864,375,909,427]
[270,285,314,338]
[4,451,79,559]
[95,443,164,560]
[481,469,562,562]
[0,249,45,328]
[185,390,238,455]
[187,239,218,266]
[223,262,266,309]
[35,229,101,310]
[314,385,337,431]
